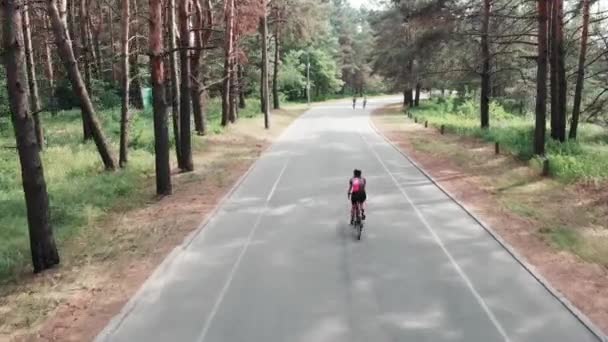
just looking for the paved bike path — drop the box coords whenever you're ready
[97,99,601,342]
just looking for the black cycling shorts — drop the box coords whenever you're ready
[351,191,366,204]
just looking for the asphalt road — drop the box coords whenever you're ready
[97,98,601,342]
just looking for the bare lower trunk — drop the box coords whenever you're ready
[90,4,104,79]
[80,0,92,91]
[48,0,116,170]
[168,0,181,165]
[480,0,492,129]
[3,0,60,273]
[119,0,131,167]
[44,16,56,114]
[534,0,548,155]
[149,0,172,195]
[569,0,589,140]
[68,0,76,45]
[79,0,93,140]
[222,0,234,126]
[178,0,193,171]
[272,19,280,110]
[129,0,143,109]
[191,2,205,135]
[22,3,43,148]
[221,0,234,126]
[414,82,421,107]
[260,10,270,129]
[109,6,117,83]
[550,0,566,141]
[238,64,246,109]
[229,54,238,123]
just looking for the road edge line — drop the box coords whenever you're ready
[368,112,607,342]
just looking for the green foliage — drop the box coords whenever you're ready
[412,98,608,182]
[0,108,154,279]
[278,48,343,101]
[0,95,272,279]
[53,79,122,111]
[279,51,307,101]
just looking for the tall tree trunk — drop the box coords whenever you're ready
[109,5,117,83]
[569,0,589,140]
[534,0,548,155]
[2,0,60,273]
[229,41,238,123]
[90,3,104,79]
[414,82,421,107]
[129,0,144,109]
[48,0,117,170]
[272,18,280,110]
[549,0,557,139]
[44,16,56,114]
[79,0,93,140]
[119,0,131,167]
[22,2,44,149]
[89,5,104,79]
[191,1,206,135]
[260,7,270,129]
[86,17,99,78]
[168,0,182,164]
[80,0,92,91]
[178,0,193,171]
[149,0,172,195]
[68,0,76,50]
[480,0,492,129]
[199,0,213,133]
[406,88,414,107]
[221,0,234,126]
[238,64,246,109]
[550,0,566,141]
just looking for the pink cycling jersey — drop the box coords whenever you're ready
[350,177,365,193]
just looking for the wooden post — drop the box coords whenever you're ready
[542,157,550,176]
[424,120,428,128]
[495,142,500,154]
[414,117,418,123]
[440,125,445,135]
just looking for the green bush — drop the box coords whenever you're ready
[54,79,122,111]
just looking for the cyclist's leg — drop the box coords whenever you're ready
[361,201,366,220]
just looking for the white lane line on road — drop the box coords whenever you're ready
[196,158,290,342]
[360,132,511,342]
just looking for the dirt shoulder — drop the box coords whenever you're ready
[372,103,608,334]
[0,106,306,342]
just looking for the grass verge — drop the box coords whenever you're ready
[409,98,608,182]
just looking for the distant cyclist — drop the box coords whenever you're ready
[348,169,367,224]
[352,96,357,109]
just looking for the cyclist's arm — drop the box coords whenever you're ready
[347,179,353,197]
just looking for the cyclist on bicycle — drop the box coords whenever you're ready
[348,169,367,225]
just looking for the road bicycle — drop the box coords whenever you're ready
[351,202,364,240]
